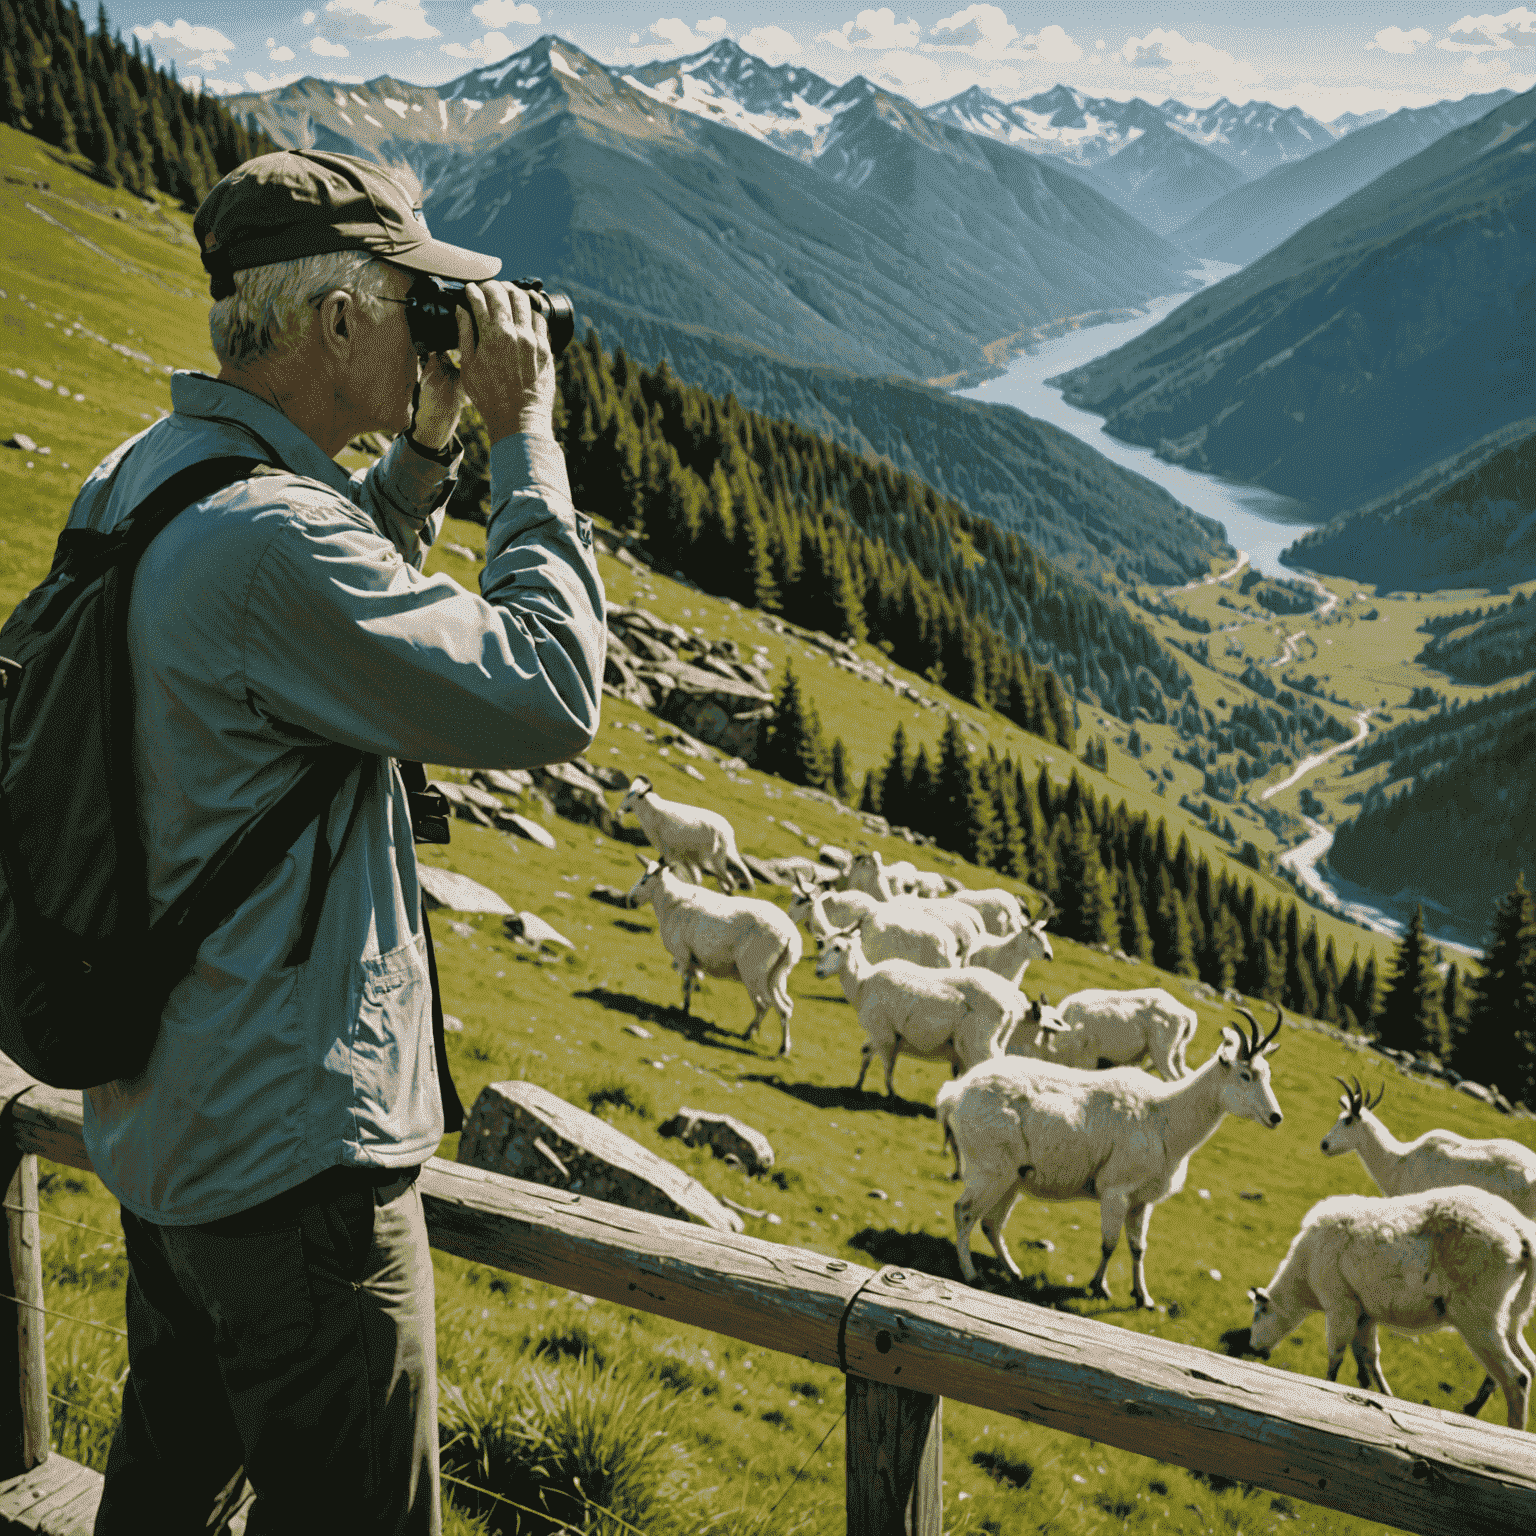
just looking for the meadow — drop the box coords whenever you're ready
[5,126,1536,1534]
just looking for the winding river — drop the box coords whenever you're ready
[954,276,1481,954]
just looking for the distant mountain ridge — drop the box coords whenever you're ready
[1053,88,1536,514]
[229,35,1196,387]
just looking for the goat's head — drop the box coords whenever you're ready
[624,854,667,908]
[1320,1076,1385,1156]
[1030,993,1069,1033]
[1030,892,1056,933]
[813,923,862,979]
[786,876,824,926]
[618,775,653,817]
[1215,1003,1284,1129]
[1246,1285,1280,1356]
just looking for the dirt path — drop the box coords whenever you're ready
[1261,708,1372,801]
[1165,550,1249,596]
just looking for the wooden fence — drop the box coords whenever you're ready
[1,1064,1535,1534]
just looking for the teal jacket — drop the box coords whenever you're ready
[72,372,605,1224]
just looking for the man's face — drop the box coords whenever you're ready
[347,265,419,436]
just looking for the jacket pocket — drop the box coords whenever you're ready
[349,938,434,1144]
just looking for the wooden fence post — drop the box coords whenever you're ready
[0,1149,49,1478]
[845,1375,941,1536]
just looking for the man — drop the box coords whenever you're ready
[71,151,605,1533]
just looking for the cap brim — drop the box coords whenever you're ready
[388,236,502,282]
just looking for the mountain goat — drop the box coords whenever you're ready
[619,775,754,893]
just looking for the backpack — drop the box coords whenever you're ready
[0,456,362,1089]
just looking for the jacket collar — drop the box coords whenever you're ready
[169,371,355,494]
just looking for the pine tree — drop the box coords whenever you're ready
[1357,954,1380,1032]
[1056,813,1116,947]
[904,745,936,839]
[934,714,996,866]
[755,661,828,789]
[877,724,910,831]
[828,738,852,803]
[1116,867,1154,962]
[1377,908,1444,1058]
[1461,874,1536,1096]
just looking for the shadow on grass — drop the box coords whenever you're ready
[574,987,765,1057]
[846,1225,1096,1311]
[612,920,654,935]
[737,1075,936,1120]
[1220,1325,1263,1360]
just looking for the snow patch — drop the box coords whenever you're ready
[338,110,353,125]
[438,99,447,130]
[549,48,581,80]
[383,97,408,119]
[480,57,520,90]
[349,91,368,107]
[499,101,524,125]
[462,99,482,117]
[364,114,382,128]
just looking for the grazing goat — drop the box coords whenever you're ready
[1321,1079,1536,1218]
[847,849,922,898]
[938,1007,1285,1306]
[1006,987,1198,1081]
[787,878,959,969]
[847,853,987,959]
[625,859,801,1055]
[619,775,754,893]
[965,895,1056,985]
[1248,1187,1536,1430]
[813,926,1030,1098]
[949,887,1027,936]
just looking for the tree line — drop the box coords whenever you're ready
[0,0,274,206]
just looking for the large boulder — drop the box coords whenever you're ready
[417,865,514,916]
[532,761,623,834]
[458,1081,744,1232]
[658,1107,775,1175]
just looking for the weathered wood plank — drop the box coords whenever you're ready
[0,1456,99,1533]
[419,1159,865,1367]
[845,1379,941,1536]
[841,1266,1536,1536]
[0,1149,47,1482]
[0,1071,91,1178]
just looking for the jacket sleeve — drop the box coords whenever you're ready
[346,433,460,570]
[235,432,606,769]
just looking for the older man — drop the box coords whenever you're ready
[70,151,605,1534]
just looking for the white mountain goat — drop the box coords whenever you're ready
[847,852,988,959]
[964,895,1056,986]
[1248,1187,1536,1431]
[812,926,1031,1098]
[1006,987,1199,1081]
[937,1006,1285,1306]
[1321,1078,1536,1218]
[625,859,801,1055]
[846,849,922,897]
[786,877,959,969]
[619,775,754,893]
[952,887,1027,936]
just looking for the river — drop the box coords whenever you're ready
[954,275,1482,955]
[955,264,1318,576]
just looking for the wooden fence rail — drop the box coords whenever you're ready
[3,1066,1536,1534]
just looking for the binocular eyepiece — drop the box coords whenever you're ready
[404,274,575,358]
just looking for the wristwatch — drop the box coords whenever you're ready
[405,430,458,466]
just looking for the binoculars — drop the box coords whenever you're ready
[404,274,575,357]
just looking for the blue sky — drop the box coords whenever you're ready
[122,3,1536,118]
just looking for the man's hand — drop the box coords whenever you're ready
[456,282,556,445]
[409,352,466,453]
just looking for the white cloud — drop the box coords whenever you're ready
[930,4,1017,58]
[243,68,303,91]
[871,49,942,88]
[309,36,350,56]
[269,44,295,61]
[1095,38,1105,49]
[1119,28,1261,89]
[697,16,730,38]
[188,75,241,95]
[650,17,714,51]
[131,19,234,69]
[318,0,438,43]
[1029,23,1082,63]
[741,25,800,64]
[1438,7,1536,51]
[818,8,922,52]
[472,0,539,26]
[442,30,517,61]
[1367,25,1433,52]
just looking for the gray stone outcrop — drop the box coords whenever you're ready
[658,1107,775,1175]
[458,1081,744,1232]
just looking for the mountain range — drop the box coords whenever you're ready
[1053,88,1536,514]
[1174,89,1517,265]
[230,36,1195,386]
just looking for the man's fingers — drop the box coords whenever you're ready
[501,279,532,331]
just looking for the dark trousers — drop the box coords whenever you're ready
[94,1169,440,1536]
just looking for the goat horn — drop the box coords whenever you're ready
[1332,1075,1361,1111]
[1234,1005,1260,1058]
[1032,892,1057,927]
[1259,1002,1283,1055]
[1368,1081,1387,1113]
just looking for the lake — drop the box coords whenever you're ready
[955,266,1319,577]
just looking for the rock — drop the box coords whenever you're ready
[578,759,631,792]
[817,845,853,875]
[682,763,706,782]
[741,853,829,887]
[6,432,36,452]
[458,1080,744,1232]
[472,767,533,795]
[443,1014,465,1033]
[533,761,623,835]
[417,865,514,916]
[868,1188,889,1201]
[589,883,630,907]
[502,812,557,849]
[1458,1080,1495,1104]
[623,1023,652,1039]
[657,1107,775,1174]
[505,911,574,950]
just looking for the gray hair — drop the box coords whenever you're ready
[208,250,394,367]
